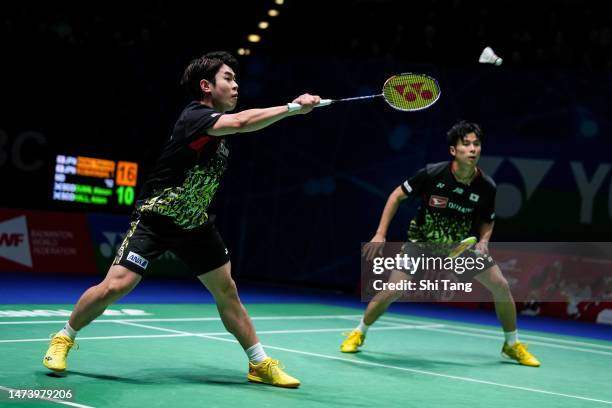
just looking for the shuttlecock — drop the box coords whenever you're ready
[479,46,502,66]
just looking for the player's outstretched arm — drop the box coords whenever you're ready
[208,93,320,136]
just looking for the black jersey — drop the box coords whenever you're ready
[400,161,496,243]
[137,102,229,229]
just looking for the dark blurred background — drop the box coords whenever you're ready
[1,0,611,290]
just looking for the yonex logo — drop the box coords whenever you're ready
[453,187,464,194]
[126,251,149,269]
[436,183,445,188]
[429,195,448,208]
[469,193,480,202]
[403,181,413,193]
[392,82,434,102]
[478,156,553,219]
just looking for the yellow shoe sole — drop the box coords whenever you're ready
[247,374,300,388]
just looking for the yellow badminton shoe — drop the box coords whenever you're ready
[501,342,540,367]
[247,357,300,388]
[340,329,365,353]
[43,333,76,372]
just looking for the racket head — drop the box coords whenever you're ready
[381,73,441,111]
[447,236,477,258]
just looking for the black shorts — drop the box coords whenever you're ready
[113,214,230,276]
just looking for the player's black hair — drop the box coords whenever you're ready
[180,51,239,100]
[446,120,483,146]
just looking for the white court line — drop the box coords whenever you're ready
[378,315,612,350]
[0,314,365,325]
[374,316,612,356]
[0,385,95,408]
[114,320,612,405]
[3,312,610,353]
[0,324,443,344]
[216,324,444,335]
[0,333,192,343]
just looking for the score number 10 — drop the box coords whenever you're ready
[115,161,138,206]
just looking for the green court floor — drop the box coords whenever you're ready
[1,304,611,407]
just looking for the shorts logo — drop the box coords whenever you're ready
[429,195,448,208]
[402,181,413,193]
[217,142,229,158]
[126,251,149,269]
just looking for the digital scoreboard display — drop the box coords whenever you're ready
[52,155,138,208]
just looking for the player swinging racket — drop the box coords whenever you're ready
[43,51,321,387]
[341,120,541,367]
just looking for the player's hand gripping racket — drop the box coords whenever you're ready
[447,236,478,258]
[288,73,441,112]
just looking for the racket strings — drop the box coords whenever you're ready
[382,74,441,111]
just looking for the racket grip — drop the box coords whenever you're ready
[287,99,332,112]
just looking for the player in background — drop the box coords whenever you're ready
[341,121,541,367]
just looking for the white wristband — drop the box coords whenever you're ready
[287,102,302,112]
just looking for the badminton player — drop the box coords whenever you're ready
[43,51,320,387]
[341,121,541,367]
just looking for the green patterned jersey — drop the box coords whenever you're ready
[401,161,496,244]
[136,102,229,229]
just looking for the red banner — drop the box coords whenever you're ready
[0,208,97,274]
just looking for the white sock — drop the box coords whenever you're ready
[60,322,77,340]
[504,330,519,346]
[357,318,370,335]
[245,342,268,364]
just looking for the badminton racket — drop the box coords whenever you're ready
[288,73,441,112]
[448,236,478,258]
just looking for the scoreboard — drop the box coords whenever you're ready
[52,155,138,208]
